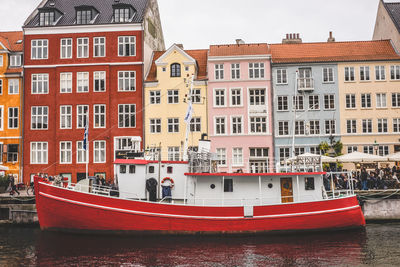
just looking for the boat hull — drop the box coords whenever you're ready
[35,178,366,235]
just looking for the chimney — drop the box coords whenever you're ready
[236,39,245,45]
[282,33,302,44]
[327,31,335,42]
[176,44,184,49]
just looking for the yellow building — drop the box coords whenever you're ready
[338,40,400,156]
[144,44,208,160]
[0,32,23,180]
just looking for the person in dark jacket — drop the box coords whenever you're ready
[360,168,368,190]
[9,175,20,196]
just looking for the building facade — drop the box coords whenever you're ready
[144,44,208,160]
[0,32,23,180]
[207,43,274,173]
[22,0,164,183]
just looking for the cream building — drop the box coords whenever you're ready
[144,44,208,160]
[338,40,400,156]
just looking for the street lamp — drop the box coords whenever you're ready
[373,140,379,155]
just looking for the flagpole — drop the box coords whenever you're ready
[183,75,194,161]
[84,115,89,180]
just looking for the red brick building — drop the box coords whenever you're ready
[22,0,164,183]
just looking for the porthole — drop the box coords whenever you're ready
[268,183,273,189]
[210,184,216,189]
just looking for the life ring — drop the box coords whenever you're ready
[161,177,175,188]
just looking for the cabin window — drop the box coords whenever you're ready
[129,165,135,174]
[224,179,233,192]
[167,166,173,174]
[268,183,273,189]
[305,177,315,190]
[120,165,126,174]
[149,166,155,173]
[210,184,215,189]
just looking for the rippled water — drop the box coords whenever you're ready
[1,223,400,266]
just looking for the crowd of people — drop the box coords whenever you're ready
[324,165,400,191]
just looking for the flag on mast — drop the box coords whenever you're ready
[184,101,193,124]
[83,121,89,150]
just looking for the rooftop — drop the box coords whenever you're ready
[209,43,269,57]
[383,0,400,34]
[0,31,23,52]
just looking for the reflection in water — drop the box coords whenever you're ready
[2,224,400,266]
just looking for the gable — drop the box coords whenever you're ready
[155,44,196,66]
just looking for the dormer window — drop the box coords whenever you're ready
[77,9,92,24]
[113,4,136,23]
[39,11,55,26]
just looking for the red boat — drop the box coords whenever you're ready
[34,155,365,234]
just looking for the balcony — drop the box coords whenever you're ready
[297,77,314,92]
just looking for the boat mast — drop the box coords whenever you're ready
[291,70,298,170]
[183,75,194,161]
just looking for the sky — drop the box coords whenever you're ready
[0,0,383,49]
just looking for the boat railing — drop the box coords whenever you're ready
[324,171,356,199]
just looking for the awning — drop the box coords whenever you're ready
[335,151,386,163]
[0,165,9,171]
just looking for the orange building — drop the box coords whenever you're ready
[0,32,23,181]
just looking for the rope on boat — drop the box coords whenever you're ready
[358,189,400,203]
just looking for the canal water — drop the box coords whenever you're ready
[1,223,400,266]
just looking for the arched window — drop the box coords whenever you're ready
[170,63,181,77]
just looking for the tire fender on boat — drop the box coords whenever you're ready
[161,177,175,188]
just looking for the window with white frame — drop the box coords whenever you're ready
[216,148,226,166]
[361,93,371,108]
[150,118,161,133]
[249,62,265,79]
[231,88,242,106]
[295,120,305,135]
[276,69,287,84]
[249,88,265,105]
[94,104,106,128]
[348,146,358,153]
[94,37,105,57]
[294,147,305,156]
[8,107,18,129]
[76,9,92,24]
[346,119,357,134]
[39,10,55,26]
[390,65,400,80]
[375,66,385,80]
[393,118,400,133]
[324,94,335,110]
[170,63,181,77]
[60,105,72,129]
[190,117,201,132]
[167,118,179,133]
[118,71,135,91]
[309,120,320,135]
[323,67,334,83]
[150,90,161,104]
[60,38,72,59]
[31,106,48,130]
[378,145,389,156]
[278,121,289,136]
[231,116,242,134]
[376,93,387,108]
[77,72,89,92]
[191,88,201,103]
[310,146,321,155]
[77,105,89,128]
[346,94,356,109]
[279,147,290,161]
[293,95,304,110]
[32,74,49,94]
[93,71,106,92]
[7,144,18,163]
[30,142,48,164]
[392,93,400,107]
[364,146,373,154]
[114,7,131,22]
[232,148,243,166]
[360,66,370,81]
[277,96,288,111]
[31,40,48,59]
[377,118,388,133]
[77,38,89,58]
[325,120,336,134]
[167,90,179,104]
[0,106,3,130]
[118,36,135,56]
[344,67,355,81]
[250,117,267,133]
[118,104,136,128]
[76,141,88,164]
[0,55,3,67]
[94,141,106,163]
[168,147,180,161]
[215,117,226,135]
[231,63,240,79]
[308,95,319,110]
[114,137,140,157]
[362,119,372,133]
[215,64,224,80]
[8,79,19,95]
[60,141,72,164]
[60,72,72,93]
[249,148,269,173]
[214,89,225,106]
[10,55,21,67]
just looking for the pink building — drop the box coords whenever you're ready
[207,42,274,172]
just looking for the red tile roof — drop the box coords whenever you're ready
[270,40,400,63]
[209,43,269,57]
[0,31,23,52]
[146,49,208,82]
